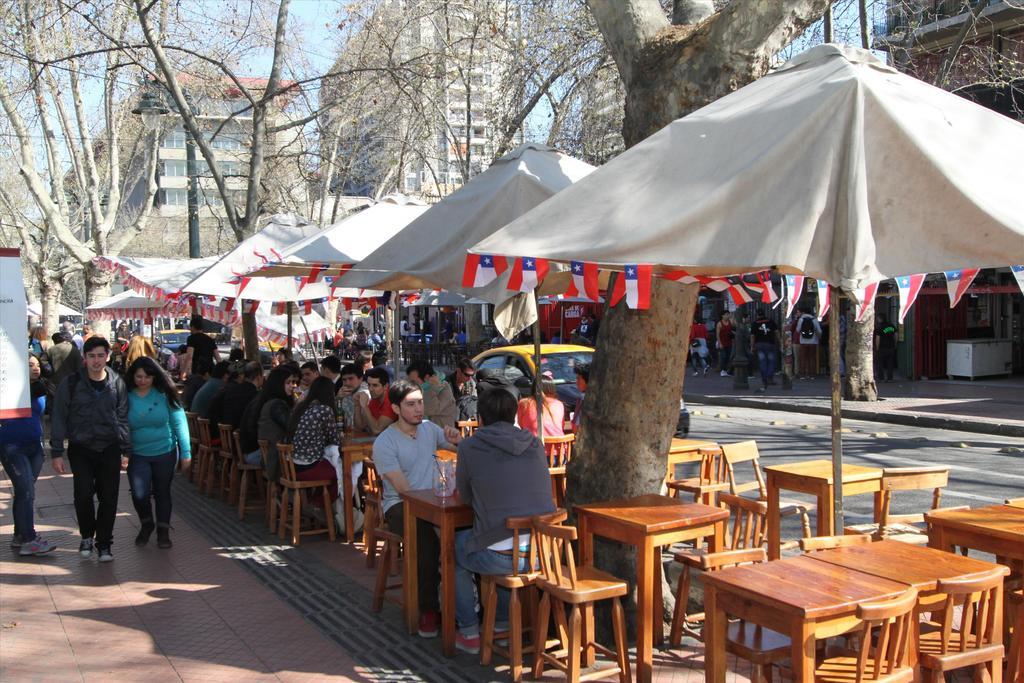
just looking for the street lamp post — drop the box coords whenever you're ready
[134,86,202,258]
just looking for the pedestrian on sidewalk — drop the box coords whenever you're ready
[1,354,57,556]
[875,315,898,382]
[125,357,191,549]
[794,308,822,379]
[751,311,779,393]
[50,336,131,563]
[689,317,711,376]
[716,311,735,376]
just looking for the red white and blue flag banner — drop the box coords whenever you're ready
[851,282,879,322]
[272,301,288,315]
[896,274,926,323]
[461,254,508,288]
[784,275,805,319]
[943,269,979,309]
[1011,265,1024,296]
[744,271,778,305]
[219,297,236,313]
[610,264,652,309]
[506,257,549,292]
[243,300,259,315]
[566,260,601,301]
[727,283,753,306]
[816,280,830,320]
[303,299,314,315]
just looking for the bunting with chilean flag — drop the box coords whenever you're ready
[851,282,879,322]
[462,254,508,288]
[943,269,979,308]
[566,260,600,301]
[784,275,805,319]
[506,257,549,292]
[610,264,652,309]
[896,274,926,323]
[816,280,830,320]
[242,300,259,315]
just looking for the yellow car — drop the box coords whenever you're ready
[472,344,593,408]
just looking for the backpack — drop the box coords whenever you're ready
[799,316,816,340]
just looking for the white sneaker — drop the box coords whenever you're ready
[720,370,728,377]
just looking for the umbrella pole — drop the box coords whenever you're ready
[298,314,318,363]
[389,292,400,380]
[531,290,545,441]
[286,302,293,352]
[829,287,844,534]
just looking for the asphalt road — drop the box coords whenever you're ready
[682,402,1024,536]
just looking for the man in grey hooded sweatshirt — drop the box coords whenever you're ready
[453,385,555,653]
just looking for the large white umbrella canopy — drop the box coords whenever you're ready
[337,144,596,304]
[85,289,188,321]
[94,256,219,300]
[403,290,488,307]
[180,213,332,302]
[245,194,430,279]
[193,301,331,347]
[28,301,81,318]
[471,45,1024,290]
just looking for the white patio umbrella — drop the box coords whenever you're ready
[93,255,220,301]
[244,194,430,280]
[470,44,1024,531]
[27,301,81,318]
[85,289,189,321]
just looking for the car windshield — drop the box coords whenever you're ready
[158,332,190,347]
[538,352,593,383]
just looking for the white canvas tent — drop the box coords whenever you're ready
[472,45,1024,290]
[403,290,488,307]
[85,290,188,321]
[245,195,430,280]
[28,301,81,318]
[469,44,1024,532]
[94,255,220,301]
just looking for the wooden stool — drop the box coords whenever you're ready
[363,460,384,568]
[276,443,336,546]
[1007,588,1022,683]
[457,419,478,437]
[531,514,630,683]
[216,423,235,501]
[195,418,215,494]
[257,440,280,533]
[184,412,200,483]
[542,435,574,508]
[371,528,404,612]
[481,512,566,682]
[230,430,263,520]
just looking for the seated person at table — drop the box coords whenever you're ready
[190,360,230,420]
[285,377,339,501]
[319,355,343,393]
[181,355,210,410]
[454,385,556,654]
[242,366,298,476]
[515,371,564,437]
[336,363,366,432]
[218,362,264,430]
[297,361,319,401]
[373,380,462,640]
[354,367,397,435]
[405,360,457,428]
[571,362,589,433]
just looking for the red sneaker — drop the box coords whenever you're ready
[418,610,439,638]
[455,632,480,655]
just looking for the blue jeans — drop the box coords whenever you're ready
[455,529,531,637]
[755,342,776,385]
[127,451,177,526]
[0,441,44,541]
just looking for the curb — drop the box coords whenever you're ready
[687,393,1024,438]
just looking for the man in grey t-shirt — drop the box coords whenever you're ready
[372,380,461,642]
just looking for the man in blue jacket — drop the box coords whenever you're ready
[50,336,130,562]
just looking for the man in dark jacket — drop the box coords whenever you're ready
[217,361,263,429]
[50,336,130,562]
[47,331,83,388]
[453,385,555,652]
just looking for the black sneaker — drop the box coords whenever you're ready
[135,521,155,546]
[156,527,172,549]
[97,546,114,563]
[79,538,95,558]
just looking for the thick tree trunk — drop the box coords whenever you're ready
[844,302,877,400]
[39,275,62,336]
[84,262,114,339]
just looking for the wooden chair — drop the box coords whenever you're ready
[257,439,280,533]
[666,447,729,506]
[720,441,812,544]
[365,462,403,613]
[844,466,950,543]
[1006,588,1022,683]
[184,412,200,483]
[457,419,478,438]
[670,492,769,644]
[215,423,236,501]
[917,568,1006,683]
[543,435,574,507]
[531,515,630,683]
[800,533,874,553]
[195,418,215,494]
[481,510,567,682]
[230,430,263,520]
[814,587,919,683]
[276,443,336,546]
[1007,497,1024,506]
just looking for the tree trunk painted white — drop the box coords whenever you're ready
[844,301,877,400]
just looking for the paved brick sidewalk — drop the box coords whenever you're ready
[686,372,1024,436]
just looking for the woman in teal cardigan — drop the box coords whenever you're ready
[126,356,191,549]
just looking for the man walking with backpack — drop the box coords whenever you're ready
[794,308,822,379]
[50,336,131,562]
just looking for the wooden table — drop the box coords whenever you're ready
[704,555,908,682]
[575,494,728,683]
[399,488,473,657]
[926,504,1024,564]
[1007,498,1024,509]
[764,459,883,560]
[340,434,375,543]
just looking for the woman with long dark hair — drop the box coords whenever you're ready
[516,374,565,437]
[285,376,339,499]
[249,365,299,483]
[125,356,191,549]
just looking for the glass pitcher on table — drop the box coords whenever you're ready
[433,458,456,499]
